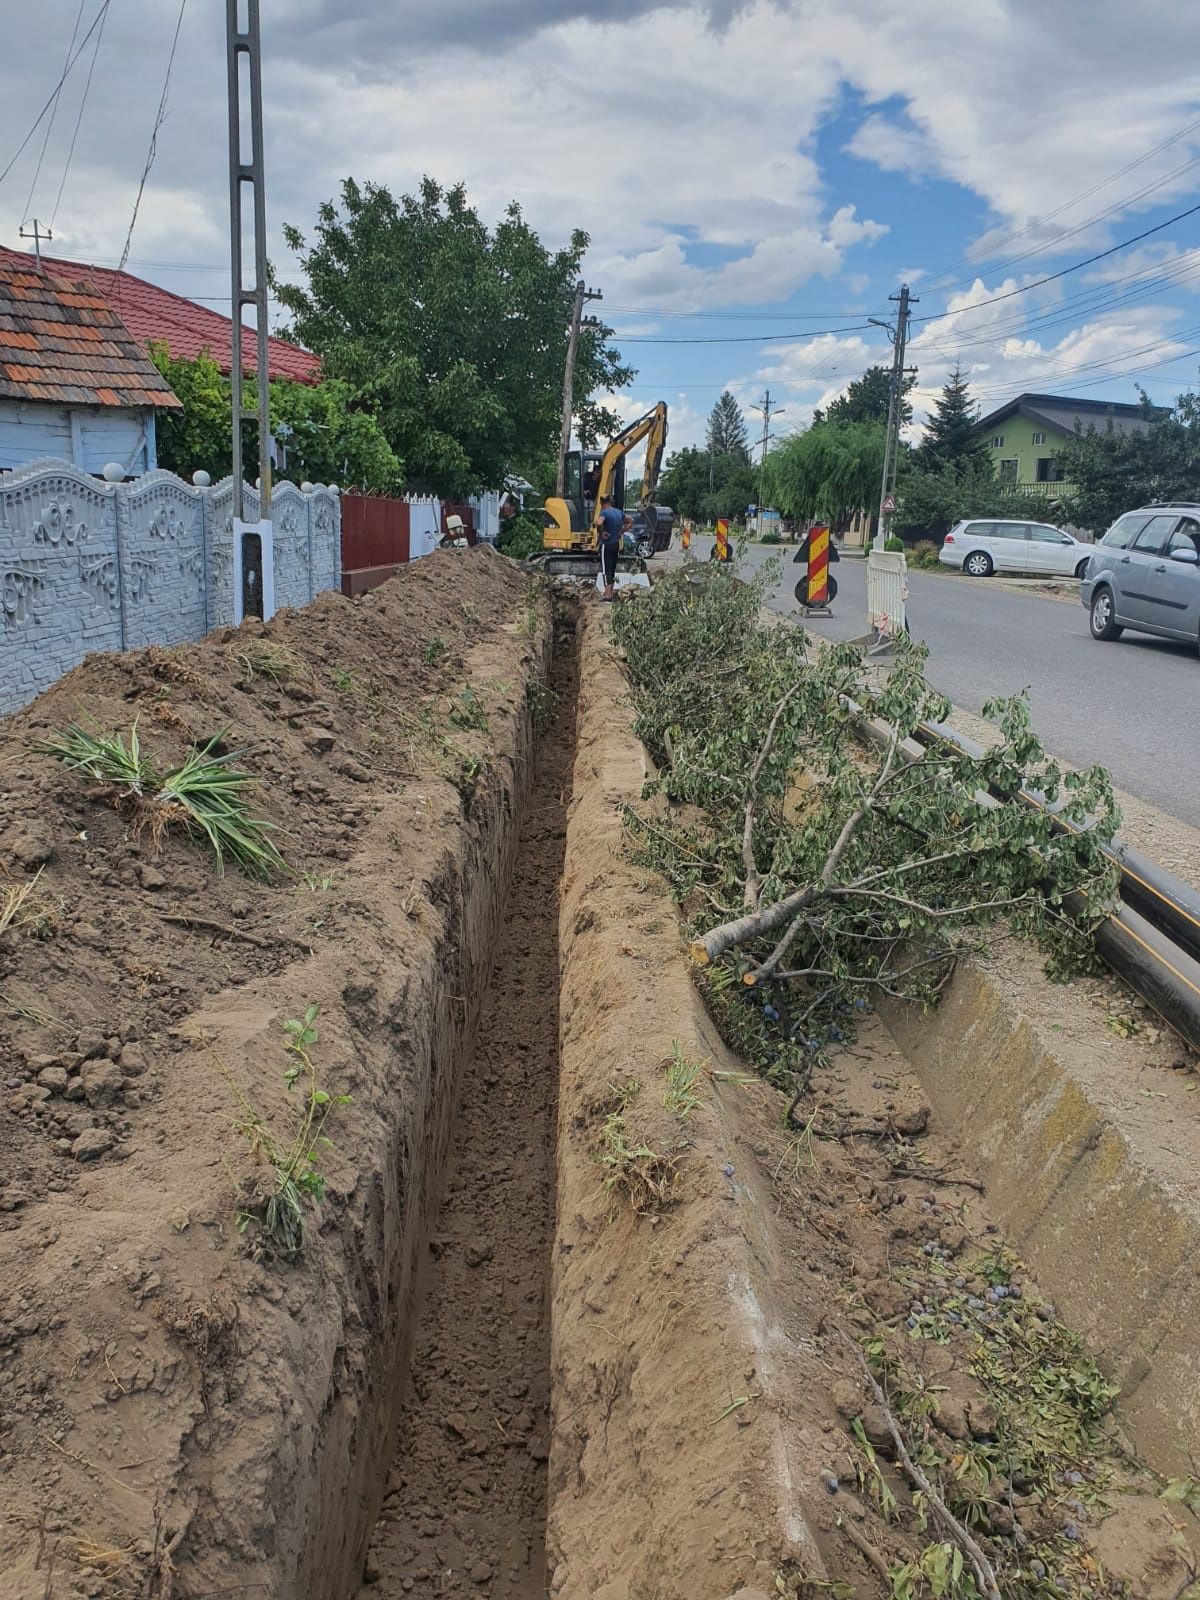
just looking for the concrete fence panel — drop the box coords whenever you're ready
[0,459,341,717]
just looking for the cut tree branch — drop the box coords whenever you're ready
[741,683,802,911]
[842,1333,1001,1600]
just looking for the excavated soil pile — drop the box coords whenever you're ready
[0,547,552,1599]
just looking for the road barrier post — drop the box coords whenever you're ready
[867,548,907,644]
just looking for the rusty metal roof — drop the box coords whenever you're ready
[0,260,182,410]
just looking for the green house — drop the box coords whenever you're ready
[972,392,1163,503]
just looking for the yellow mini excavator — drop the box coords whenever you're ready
[539,401,669,578]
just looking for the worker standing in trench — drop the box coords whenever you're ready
[597,494,631,601]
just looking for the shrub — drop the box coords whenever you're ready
[884,535,905,552]
[910,540,941,570]
[498,512,545,560]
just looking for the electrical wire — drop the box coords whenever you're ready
[912,198,1200,330]
[916,110,1200,292]
[616,321,877,345]
[50,0,111,229]
[21,0,86,224]
[118,0,188,274]
[0,1,111,191]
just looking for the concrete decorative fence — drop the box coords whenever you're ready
[0,457,341,716]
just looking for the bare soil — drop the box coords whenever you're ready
[361,610,577,1598]
[0,547,551,1599]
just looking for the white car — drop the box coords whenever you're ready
[938,518,1092,579]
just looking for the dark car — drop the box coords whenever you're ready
[624,504,676,560]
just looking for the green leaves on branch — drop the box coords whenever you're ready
[611,566,1119,1086]
[275,176,634,496]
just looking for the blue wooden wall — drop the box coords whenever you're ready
[0,399,157,474]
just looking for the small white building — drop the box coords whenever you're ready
[0,257,180,475]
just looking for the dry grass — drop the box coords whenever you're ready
[600,1080,681,1214]
[0,867,58,940]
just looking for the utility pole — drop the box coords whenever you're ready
[556,281,603,496]
[226,0,273,619]
[750,389,784,536]
[870,283,918,551]
[19,220,51,268]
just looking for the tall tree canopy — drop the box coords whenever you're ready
[275,177,634,496]
[819,364,913,427]
[706,391,751,462]
[763,421,885,533]
[918,363,990,476]
[1057,389,1200,532]
[658,445,757,522]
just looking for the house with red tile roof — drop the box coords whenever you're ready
[0,245,320,386]
[0,256,182,475]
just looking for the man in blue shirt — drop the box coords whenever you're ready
[596,495,632,601]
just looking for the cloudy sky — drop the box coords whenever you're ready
[4,0,1200,454]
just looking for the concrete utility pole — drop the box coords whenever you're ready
[19,220,51,268]
[871,283,918,551]
[226,0,273,619]
[750,390,784,536]
[556,281,603,496]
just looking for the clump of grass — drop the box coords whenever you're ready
[526,678,558,735]
[422,634,448,667]
[448,686,488,732]
[225,1003,352,1259]
[600,1079,679,1213]
[35,722,285,879]
[235,640,300,686]
[461,601,480,625]
[301,870,335,892]
[330,665,358,695]
[663,1041,704,1119]
[0,866,58,941]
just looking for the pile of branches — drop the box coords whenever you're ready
[611,564,1119,1092]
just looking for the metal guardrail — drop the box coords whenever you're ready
[847,698,1200,1053]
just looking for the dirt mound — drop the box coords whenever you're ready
[0,547,549,1598]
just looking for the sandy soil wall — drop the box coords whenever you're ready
[546,609,830,1599]
[884,947,1200,1472]
[0,550,549,1599]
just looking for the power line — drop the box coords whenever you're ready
[22,0,86,224]
[616,321,876,345]
[118,0,188,273]
[917,110,1200,292]
[913,198,1200,330]
[0,1,111,191]
[51,0,111,229]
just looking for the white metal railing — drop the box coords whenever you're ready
[867,549,907,639]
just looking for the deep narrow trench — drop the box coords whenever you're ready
[365,610,578,1600]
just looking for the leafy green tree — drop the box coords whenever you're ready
[763,420,885,533]
[148,344,401,491]
[918,363,990,477]
[894,455,1068,538]
[658,445,756,523]
[1057,388,1199,532]
[275,176,634,496]
[820,364,913,427]
[706,391,750,463]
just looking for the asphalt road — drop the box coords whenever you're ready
[680,538,1200,828]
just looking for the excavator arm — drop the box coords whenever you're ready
[594,401,669,526]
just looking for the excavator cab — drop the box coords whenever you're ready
[539,402,666,578]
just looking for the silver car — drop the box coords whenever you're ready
[939,517,1092,578]
[1080,505,1200,653]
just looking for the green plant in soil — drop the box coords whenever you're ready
[662,1041,704,1118]
[36,722,286,879]
[526,678,558,734]
[610,565,1118,1103]
[448,685,489,732]
[226,1003,352,1259]
[422,633,449,667]
[600,1079,678,1213]
[234,640,300,685]
[839,1238,1167,1600]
